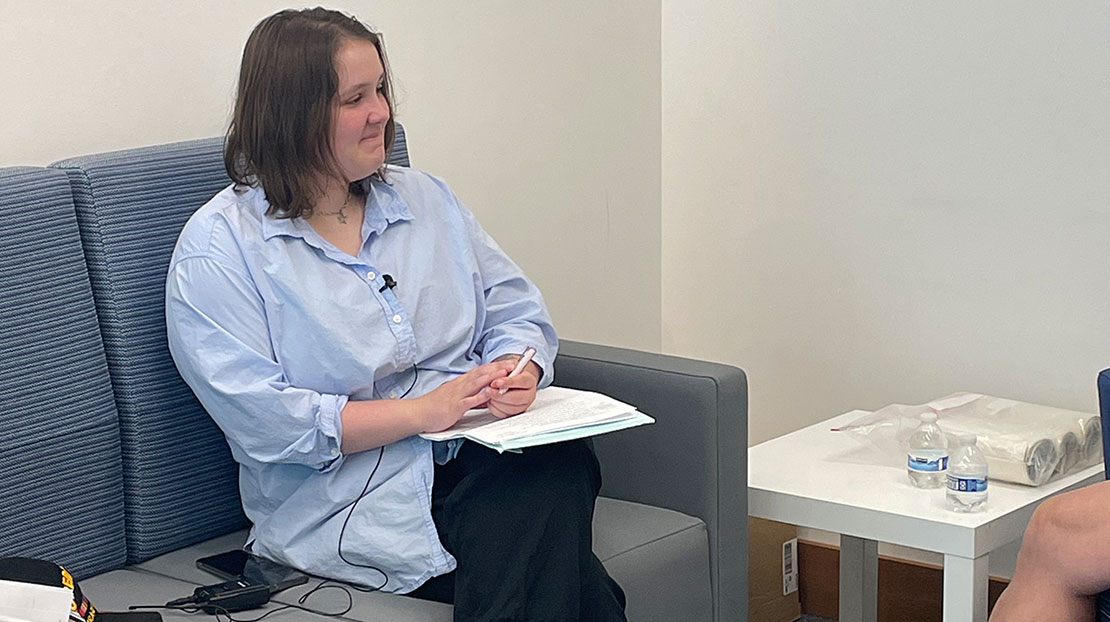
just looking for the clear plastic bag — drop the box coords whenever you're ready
[832,393,1101,486]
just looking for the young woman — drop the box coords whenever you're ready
[166,8,625,621]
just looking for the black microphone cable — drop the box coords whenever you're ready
[129,576,357,622]
[334,363,421,590]
[131,366,425,618]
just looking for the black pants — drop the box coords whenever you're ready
[407,439,627,622]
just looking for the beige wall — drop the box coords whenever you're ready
[662,0,1110,575]
[9,0,1110,581]
[0,0,662,352]
[663,1,1110,444]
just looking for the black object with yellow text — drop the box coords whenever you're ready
[0,556,162,621]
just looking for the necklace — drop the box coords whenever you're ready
[317,190,352,224]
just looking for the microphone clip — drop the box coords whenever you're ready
[379,274,397,293]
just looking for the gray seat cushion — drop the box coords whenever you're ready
[0,166,127,578]
[81,569,353,620]
[129,529,452,620]
[122,496,707,621]
[595,498,712,622]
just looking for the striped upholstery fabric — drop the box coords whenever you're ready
[0,167,127,578]
[52,140,245,562]
[390,123,411,167]
[51,126,412,562]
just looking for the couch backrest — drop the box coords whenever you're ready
[0,167,127,578]
[49,126,412,563]
[51,139,247,562]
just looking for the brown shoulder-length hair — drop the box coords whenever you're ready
[224,8,396,218]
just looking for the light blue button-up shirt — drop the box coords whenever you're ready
[165,167,557,592]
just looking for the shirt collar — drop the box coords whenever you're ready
[363,175,415,237]
[259,174,415,242]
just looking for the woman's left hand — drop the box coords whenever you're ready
[486,361,540,418]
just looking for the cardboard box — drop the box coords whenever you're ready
[748,517,801,622]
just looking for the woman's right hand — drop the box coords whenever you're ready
[416,361,515,433]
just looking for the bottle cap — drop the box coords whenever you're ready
[959,433,977,445]
[920,412,938,423]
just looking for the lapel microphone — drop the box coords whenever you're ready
[379,274,397,293]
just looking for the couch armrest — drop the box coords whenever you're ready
[553,339,748,622]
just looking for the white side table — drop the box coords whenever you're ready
[748,410,1103,622]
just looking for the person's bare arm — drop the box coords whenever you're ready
[338,360,515,454]
[990,479,1110,621]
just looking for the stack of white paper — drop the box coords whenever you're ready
[419,386,654,452]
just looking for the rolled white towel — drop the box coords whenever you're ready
[1052,431,1081,476]
[1081,417,1102,468]
[981,437,1058,486]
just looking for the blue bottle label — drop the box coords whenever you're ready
[908,451,948,472]
[946,474,987,492]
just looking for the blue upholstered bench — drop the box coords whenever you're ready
[1097,370,1110,622]
[0,128,747,621]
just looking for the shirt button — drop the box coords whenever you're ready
[392,314,402,323]
[389,391,398,399]
[367,271,376,280]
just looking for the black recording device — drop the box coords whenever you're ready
[196,549,310,593]
[167,579,271,614]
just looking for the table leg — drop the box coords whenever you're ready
[839,534,878,622]
[943,553,989,622]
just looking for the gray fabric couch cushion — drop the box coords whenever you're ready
[0,166,127,578]
[130,530,453,620]
[81,569,350,620]
[125,496,707,621]
[599,501,712,622]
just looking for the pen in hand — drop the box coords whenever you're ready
[499,347,537,395]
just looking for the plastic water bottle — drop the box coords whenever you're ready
[947,433,988,512]
[907,412,948,488]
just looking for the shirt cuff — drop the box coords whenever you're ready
[316,393,349,472]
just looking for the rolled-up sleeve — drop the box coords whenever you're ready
[166,254,346,471]
[454,201,559,388]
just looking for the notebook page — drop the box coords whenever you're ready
[420,386,637,443]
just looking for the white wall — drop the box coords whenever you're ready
[0,0,662,352]
[373,2,662,352]
[10,0,1107,584]
[663,0,1110,443]
[662,0,1110,575]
